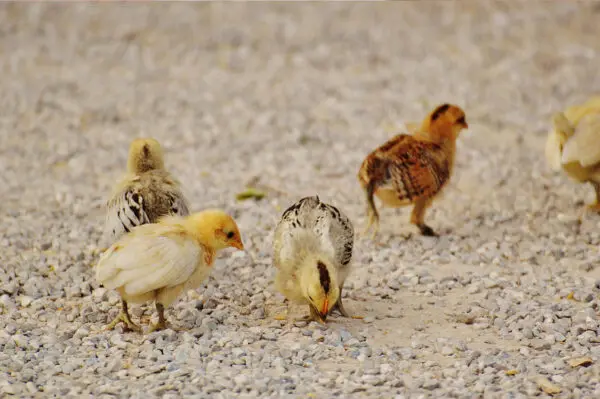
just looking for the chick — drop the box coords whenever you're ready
[96,209,244,332]
[358,103,468,237]
[273,196,354,323]
[104,138,190,242]
[545,97,600,212]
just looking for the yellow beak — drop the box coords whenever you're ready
[321,298,329,316]
[231,240,244,250]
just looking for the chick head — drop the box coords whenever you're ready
[552,112,575,145]
[187,209,244,251]
[300,259,339,322]
[127,138,165,174]
[422,103,468,141]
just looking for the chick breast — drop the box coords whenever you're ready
[273,196,354,279]
[358,134,451,206]
[96,222,211,307]
[105,170,190,241]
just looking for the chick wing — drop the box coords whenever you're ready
[96,223,204,298]
[360,135,450,205]
[105,171,190,240]
[274,196,353,270]
[561,113,600,169]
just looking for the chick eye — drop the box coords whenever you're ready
[226,231,235,239]
[457,116,466,125]
[308,295,313,301]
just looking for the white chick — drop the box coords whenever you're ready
[273,195,354,323]
[545,97,600,212]
[96,209,244,333]
[105,137,190,242]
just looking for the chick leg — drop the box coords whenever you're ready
[273,299,290,321]
[410,197,437,236]
[330,286,350,317]
[362,182,380,239]
[105,299,142,333]
[589,181,600,212]
[148,303,169,333]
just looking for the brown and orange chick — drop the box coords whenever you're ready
[357,104,468,237]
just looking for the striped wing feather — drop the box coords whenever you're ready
[360,135,449,204]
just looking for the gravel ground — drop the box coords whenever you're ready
[2,2,600,398]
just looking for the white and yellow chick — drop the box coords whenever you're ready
[104,138,190,243]
[96,209,244,333]
[272,196,354,323]
[545,96,600,212]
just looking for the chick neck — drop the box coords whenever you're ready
[127,146,165,174]
[184,212,228,251]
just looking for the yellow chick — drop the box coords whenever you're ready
[358,104,468,237]
[545,96,600,212]
[96,209,244,333]
[104,138,190,242]
[273,196,354,323]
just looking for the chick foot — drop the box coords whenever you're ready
[416,223,437,237]
[147,303,182,333]
[105,300,142,333]
[577,203,600,224]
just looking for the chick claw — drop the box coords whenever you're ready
[147,303,186,332]
[147,320,169,333]
[577,203,600,224]
[105,311,143,333]
[417,224,438,237]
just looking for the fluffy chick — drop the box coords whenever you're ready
[358,103,468,237]
[104,138,190,242]
[545,97,600,212]
[273,196,354,323]
[96,209,244,333]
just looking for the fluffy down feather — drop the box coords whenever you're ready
[561,114,600,168]
[96,222,210,307]
[273,195,354,274]
[545,97,600,211]
[95,209,244,332]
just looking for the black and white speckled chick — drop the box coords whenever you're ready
[272,195,354,323]
[104,138,190,244]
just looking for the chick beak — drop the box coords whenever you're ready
[320,298,329,318]
[231,240,244,250]
[462,121,469,129]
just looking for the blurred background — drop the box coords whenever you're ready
[1,1,599,250]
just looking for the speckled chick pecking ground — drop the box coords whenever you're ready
[2,2,600,398]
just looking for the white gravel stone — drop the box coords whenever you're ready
[1,2,599,397]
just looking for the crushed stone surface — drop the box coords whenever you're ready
[1,2,600,398]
